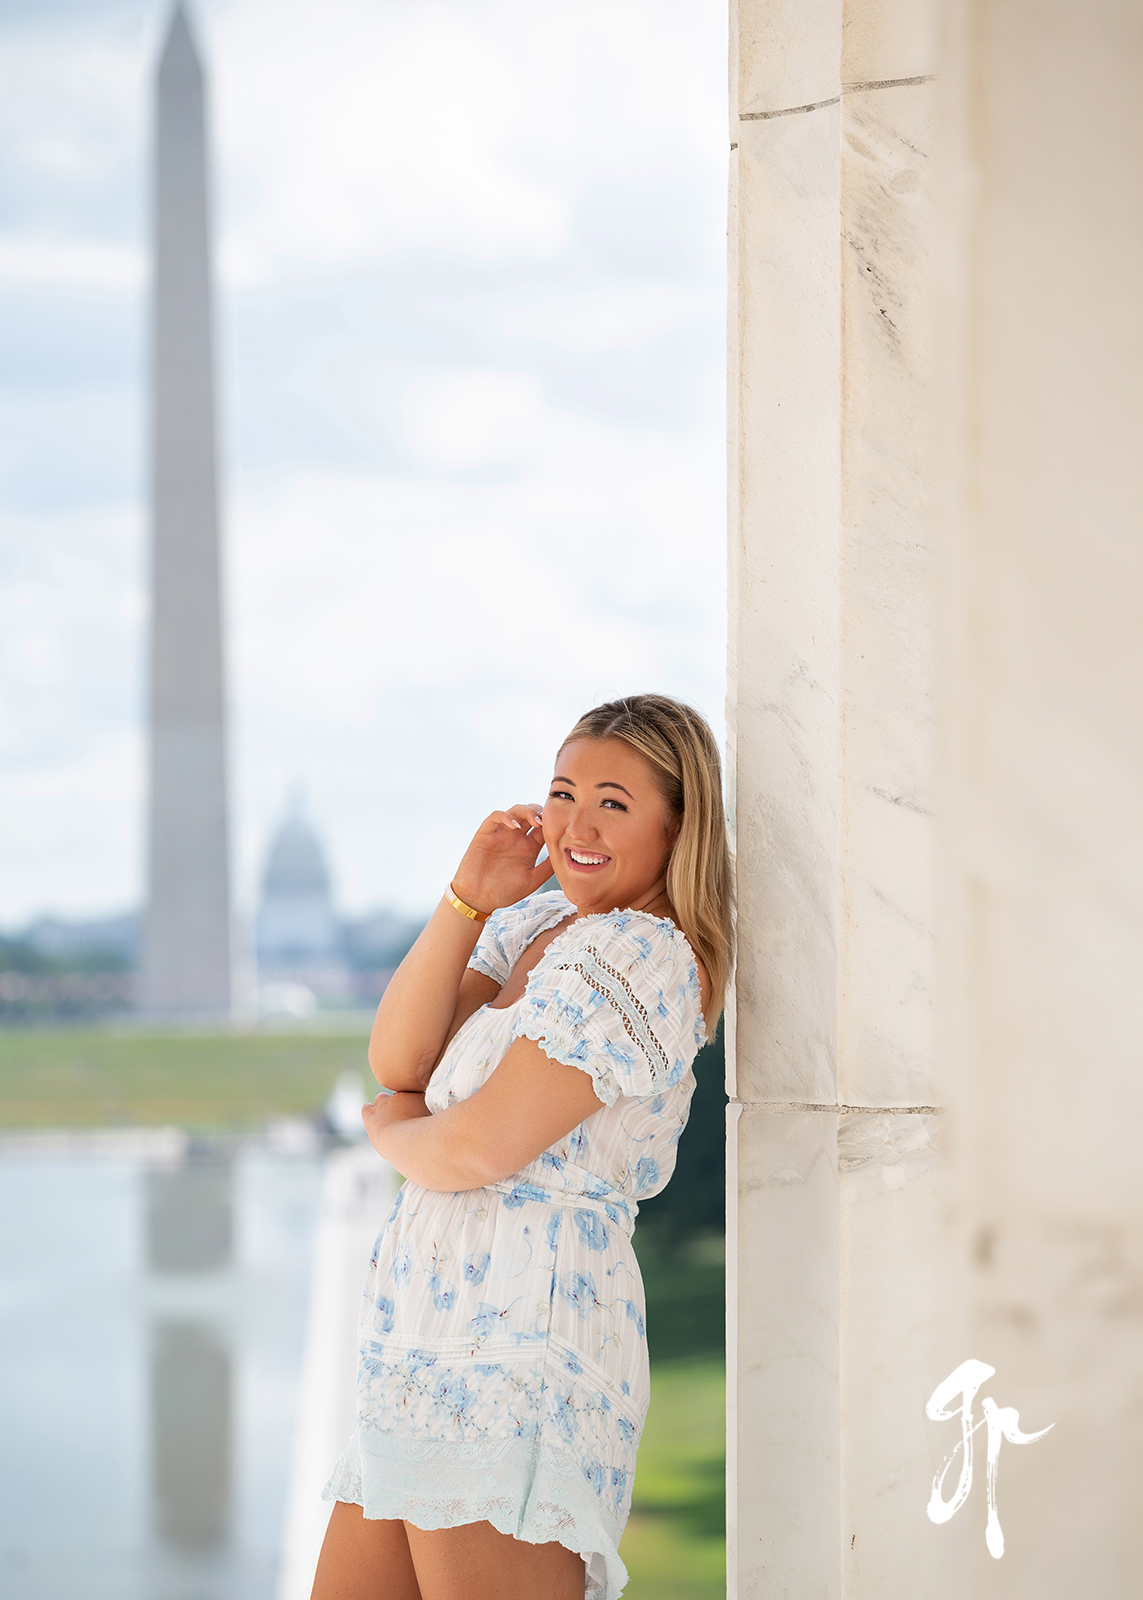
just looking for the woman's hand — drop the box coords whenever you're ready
[362,1090,431,1159]
[451,804,552,915]
[363,802,551,1100]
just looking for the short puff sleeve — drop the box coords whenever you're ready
[511,911,707,1106]
[466,890,575,988]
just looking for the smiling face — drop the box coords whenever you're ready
[541,737,680,917]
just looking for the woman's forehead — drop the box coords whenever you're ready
[553,738,654,782]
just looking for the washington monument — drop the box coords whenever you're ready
[142,4,232,1014]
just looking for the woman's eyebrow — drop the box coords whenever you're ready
[549,777,634,799]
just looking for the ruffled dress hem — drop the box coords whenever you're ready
[323,1430,627,1599]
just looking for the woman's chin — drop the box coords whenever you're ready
[552,872,595,910]
[561,883,623,915]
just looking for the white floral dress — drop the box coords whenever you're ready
[323,889,708,1599]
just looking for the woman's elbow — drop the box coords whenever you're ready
[369,1044,434,1094]
[368,1054,396,1094]
[367,1029,386,1081]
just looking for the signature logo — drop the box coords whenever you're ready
[925,1359,1053,1558]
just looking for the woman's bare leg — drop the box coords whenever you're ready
[309,1501,423,1600]
[406,1520,585,1600]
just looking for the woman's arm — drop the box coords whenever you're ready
[367,902,496,1091]
[361,1035,605,1189]
[367,804,552,1093]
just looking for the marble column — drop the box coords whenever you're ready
[727,0,957,1594]
[728,0,1143,1594]
[142,4,232,1015]
[938,0,1143,1593]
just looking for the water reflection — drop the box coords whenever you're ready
[147,1152,233,1272]
[152,1321,231,1549]
[0,1130,323,1600]
[147,1152,234,1552]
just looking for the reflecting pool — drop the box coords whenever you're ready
[0,1130,325,1599]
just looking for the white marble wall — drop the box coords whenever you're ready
[729,0,1143,1594]
[727,0,957,1594]
[938,0,1143,1592]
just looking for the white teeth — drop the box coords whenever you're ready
[569,850,609,865]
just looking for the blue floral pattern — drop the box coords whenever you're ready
[323,891,706,1600]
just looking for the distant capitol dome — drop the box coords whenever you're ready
[256,798,341,969]
[261,815,332,899]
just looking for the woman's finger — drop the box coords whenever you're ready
[481,809,523,833]
[508,803,545,832]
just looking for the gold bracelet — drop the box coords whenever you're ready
[445,883,491,923]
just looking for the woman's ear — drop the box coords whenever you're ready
[666,812,682,851]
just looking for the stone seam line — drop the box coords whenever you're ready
[739,1104,943,1114]
[735,73,936,130]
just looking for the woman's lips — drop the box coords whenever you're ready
[564,847,612,872]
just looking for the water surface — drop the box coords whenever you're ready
[0,1132,323,1600]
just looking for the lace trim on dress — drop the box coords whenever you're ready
[324,1431,627,1598]
[540,908,709,1052]
[563,945,672,1081]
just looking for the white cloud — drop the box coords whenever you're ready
[494,286,710,355]
[210,0,571,287]
[397,371,545,473]
[20,131,109,179]
[0,730,144,926]
[0,503,145,923]
[0,235,144,293]
[207,0,726,288]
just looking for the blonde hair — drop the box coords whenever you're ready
[561,693,734,1025]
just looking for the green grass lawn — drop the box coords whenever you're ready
[620,1355,726,1599]
[0,1025,370,1130]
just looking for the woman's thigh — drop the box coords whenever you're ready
[405,1520,585,1600]
[309,1501,422,1600]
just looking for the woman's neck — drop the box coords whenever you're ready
[565,879,674,924]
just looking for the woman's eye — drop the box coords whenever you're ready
[548,789,573,802]
[601,798,627,811]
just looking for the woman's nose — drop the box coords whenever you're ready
[569,806,599,840]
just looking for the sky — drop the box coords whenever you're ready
[0,0,729,929]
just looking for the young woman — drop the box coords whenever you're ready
[311,694,733,1600]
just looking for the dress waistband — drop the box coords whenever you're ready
[485,1181,637,1239]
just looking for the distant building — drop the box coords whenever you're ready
[255,802,350,1002]
[23,912,140,967]
[0,912,140,1022]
